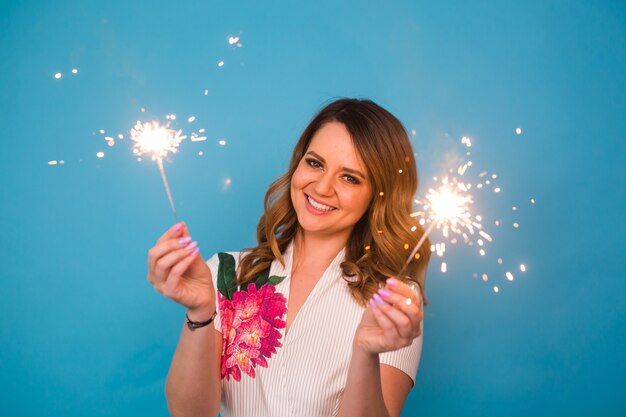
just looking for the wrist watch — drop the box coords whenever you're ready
[185,310,217,331]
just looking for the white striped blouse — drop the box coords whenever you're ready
[206,241,423,417]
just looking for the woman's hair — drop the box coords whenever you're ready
[237,98,431,305]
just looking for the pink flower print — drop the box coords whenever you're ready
[226,343,260,379]
[219,282,287,381]
[235,316,271,348]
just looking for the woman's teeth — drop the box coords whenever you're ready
[307,195,336,211]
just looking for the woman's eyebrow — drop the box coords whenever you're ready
[305,150,367,180]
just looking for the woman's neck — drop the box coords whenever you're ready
[291,229,349,274]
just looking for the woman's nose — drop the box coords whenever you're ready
[314,172,334,196]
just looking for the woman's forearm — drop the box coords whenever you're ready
[336,342,390,417]
[165,316,222,417]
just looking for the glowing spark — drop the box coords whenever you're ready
[48,160,58,165]
[506,272,514,281]
[187,116,196,123]
[411,129,416,136]
[228,36,239,44]
[218,60,224,67]
[191,133,207,142]
[219,139,227,146]
[198,151,204,156]
[516,128,522,135]
[96,152,104,158]
[482,274,488,282]
[130,120,187,221]
[204,89,209,95]
[520,264,526,272]
[118,134,124,139]
[494,187,501,193]
[400,173,478,276]
[513,222,519,228]
[54,72,62,79]
[493,286,499,293]
[479,249,485,256]
[441,262,447,273]
[497,258,503,265]
[130,121,185,161]
[531,198,535,204]
[99,129,105,134]
[71,68,78,74]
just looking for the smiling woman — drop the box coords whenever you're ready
[147,98,431,417]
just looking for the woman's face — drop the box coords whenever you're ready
[290,121,373,241]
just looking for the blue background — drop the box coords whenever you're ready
[1,1,624,416]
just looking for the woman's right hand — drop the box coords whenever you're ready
[147,222,216,319]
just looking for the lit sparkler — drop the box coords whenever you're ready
[399,133,532,292]
[130,120,186,221]
[399,174,480,276]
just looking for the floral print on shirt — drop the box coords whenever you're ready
[217,253,287,381]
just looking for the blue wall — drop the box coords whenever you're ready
[1,1,624,416]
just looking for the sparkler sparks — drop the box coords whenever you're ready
[400,134,533,292]
[130,120,187,221]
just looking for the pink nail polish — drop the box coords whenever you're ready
[178,236,191,245]
[386,278,398,287]
[369,298,378,309]
[373,293,384,305]
[174,222,183,231]
[184,241,198,251]
[189,248,199,257]
[378,288,391,297]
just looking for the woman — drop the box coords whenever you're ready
[147,98,431,417]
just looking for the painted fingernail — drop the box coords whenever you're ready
[189,248,199,257]
[178,236,191,245]
[369,298,378,309]
[373,293,384,305]
[386,278,399,287]
[184,241,198,251]
[378,288,391,298]
[174,222,183,231]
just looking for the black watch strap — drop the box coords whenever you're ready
[185,310,217,331]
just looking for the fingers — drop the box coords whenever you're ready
[368,278,424,345]
[156,222,187,245]
[152,240,199,286]
[162,246,201,296]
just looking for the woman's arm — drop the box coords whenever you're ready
[336,278,423,417]
[336,344,413,417]
[146,222,222,417]
[165,309,222,417]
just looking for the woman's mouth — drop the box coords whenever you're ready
[305,194,337,212]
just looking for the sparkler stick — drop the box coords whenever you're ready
[130,120,186,222]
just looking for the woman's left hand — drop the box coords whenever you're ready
[354,277,424,355]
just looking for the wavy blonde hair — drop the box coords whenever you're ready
[237,98,431,305]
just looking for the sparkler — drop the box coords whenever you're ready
[130,120,186,221]
[398,133,532,292]
[398,174,479,277]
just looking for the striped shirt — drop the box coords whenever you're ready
[206,241,423,417]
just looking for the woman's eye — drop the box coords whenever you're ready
[343,175,360,185]
[306,158,322,169]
